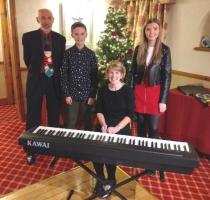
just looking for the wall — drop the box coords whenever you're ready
[166,0,210,77]
[0,18,3,62]
[15,0,108,68]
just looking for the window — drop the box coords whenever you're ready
[60,0,107,49]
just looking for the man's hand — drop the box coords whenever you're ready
[65,96,72,105]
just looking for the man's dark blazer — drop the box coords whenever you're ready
[22,29,66,98]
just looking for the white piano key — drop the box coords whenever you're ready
[32,126,191,153]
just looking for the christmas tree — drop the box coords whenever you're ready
[96,7,133,86]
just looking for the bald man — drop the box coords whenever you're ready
[22,9,66,130]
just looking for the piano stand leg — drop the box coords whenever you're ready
[71,160,150,200]
[26,153,36,165]
[66,190,74,200]
[159,171,165,182]
[49,156,59,167]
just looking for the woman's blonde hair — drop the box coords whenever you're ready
[105,60,126,80]
[137,18,162,65]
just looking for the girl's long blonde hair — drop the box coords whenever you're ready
[137,18,162,65]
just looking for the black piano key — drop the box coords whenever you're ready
[48,130,54,135]
[60,131,64,137]
[45,130,50,135]
[36,129,42,134]
[40,129,46,135]
[56,131,61,136]
[88,134,91,139]
[118,138,121,143]
[151,142,154,148]
[59,131,63,136]
[96,135,100,140]
[130,139,132,145]
[184,145,187,152]
[61,131,65,137]
[155,142,158,148]
[174,144,177,151]
[164,143,167,150]
[160,143,164,149]
[64,131,67,137]
[86,134,90,139]
[168,143,171,150]
[68,132,73,137]
[102,136,106,141]
[116,137,119,143]
[145,141,148,147]
[177,145,181,151]
[110,137,113,142]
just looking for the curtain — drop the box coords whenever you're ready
[125,0,170,47]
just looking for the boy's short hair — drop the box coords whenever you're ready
[71,22,87,32]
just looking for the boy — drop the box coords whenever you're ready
[60,22,98,130]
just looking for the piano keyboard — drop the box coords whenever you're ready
[19,126,199,174]
[33,126,190,152]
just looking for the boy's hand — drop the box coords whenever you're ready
[65,97,72,105]
[87,98,95,105]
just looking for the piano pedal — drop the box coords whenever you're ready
[50,157,59,167]
[159,171,165,182]
[26,154,36,165]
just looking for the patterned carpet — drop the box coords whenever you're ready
[0,105,210,199]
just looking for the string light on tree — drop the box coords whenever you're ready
[96,6,133,85]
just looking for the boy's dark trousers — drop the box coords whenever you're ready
[65,101,92,130]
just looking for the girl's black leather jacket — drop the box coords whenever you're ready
[130,43,171,103]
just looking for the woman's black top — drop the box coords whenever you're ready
[96,84,134,135]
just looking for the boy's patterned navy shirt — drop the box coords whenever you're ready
[61,45,98,102]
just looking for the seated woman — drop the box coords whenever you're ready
[92,60,134,198]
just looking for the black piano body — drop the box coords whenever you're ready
[18,126,199,175]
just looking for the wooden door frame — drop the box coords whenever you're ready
[0,0,25,121]
[0,0,13,105]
